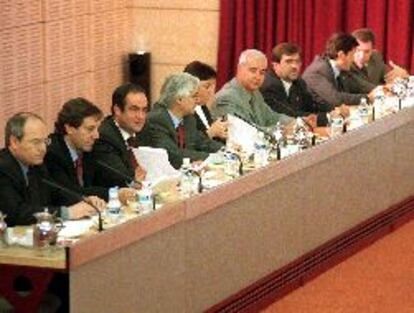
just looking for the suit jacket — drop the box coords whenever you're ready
[146,107,223,169]
[302,56,368,111]
[213,78,293,128]
[0,149,59,226]
[45,133,108,204]
[347,51,385,91]
[90,116,150,188]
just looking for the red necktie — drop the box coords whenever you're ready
[75,156,83,186]
[176,123,186,149]
[127,137,139,170]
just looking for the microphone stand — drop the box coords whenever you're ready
[41,178,104,232]
[95,160,141,187]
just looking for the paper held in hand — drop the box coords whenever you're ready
[227,114,260,154]
[133,146,180,192]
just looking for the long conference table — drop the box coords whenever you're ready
[0,106,413,312]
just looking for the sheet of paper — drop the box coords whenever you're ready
[133,146,180,186]
[227,114,259,154]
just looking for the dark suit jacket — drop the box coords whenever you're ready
[0,149,59,226]
[302,55,368,111]
[90,116,150,188]
[146,107,223,169]
[261,70,316,116]
[45,133,108,204]
[347,51,385,91]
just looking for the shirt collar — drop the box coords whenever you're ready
[281,79,293,94]
[114,120,133,143]
[64,137,80,162]
[167,110,183,129]
[329,59,341,78]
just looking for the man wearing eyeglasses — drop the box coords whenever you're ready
[0,112,105,227]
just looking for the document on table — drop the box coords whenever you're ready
[227,114,260,154]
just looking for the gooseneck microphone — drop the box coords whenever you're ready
[41,177,104,232]
[271,98,315,131]
[95,160,141,187]
[188,169,203,194]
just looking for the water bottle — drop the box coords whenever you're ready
[107,187,122,220]
[330,116,344,137]
[0,211,7,248]
[254,132,268,167]
[358,97,370,125]
[180,158,193,197]
[138,181,153,214]
[373,87,385,119]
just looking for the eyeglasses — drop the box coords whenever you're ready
[25,138,51,147]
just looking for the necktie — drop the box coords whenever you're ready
[336,76,344,91]
[74,156,83,186]
[176,123,186,149]
[126,137,139,169]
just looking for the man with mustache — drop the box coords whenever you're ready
[260,43,321,125]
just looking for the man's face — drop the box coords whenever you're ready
[273,53,302,81]
[337,48,356,71]
[197,78,216,105]
[236,56,267,91]
[177,89,199,116]
[65,116,102,152]
[354,40,373,68]
[114,92,148,134]
[9,118,49,166]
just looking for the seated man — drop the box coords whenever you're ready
[260,43,323,125]
[302,32,377,113]
[45,98,136,205]
[183,61,228,141]
[146,73,223,169]
[350,28,408,88]
[213,49,294,128]
[0,112,104,227]
[91,83,150,187]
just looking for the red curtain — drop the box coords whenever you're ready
[216,0,414,89]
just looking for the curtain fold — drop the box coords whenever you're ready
[217,0,414,89]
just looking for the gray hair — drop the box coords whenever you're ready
[5,112,44,147]
[238,49,267,65]
[158,73,200,108]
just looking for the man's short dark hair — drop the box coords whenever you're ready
[183,61,217,81]
[55,97,103,134]
[271,43,301,63]
[5,112,44,147]
[111,83,146,114]
[352,28,376,45]
[325,32,359,60]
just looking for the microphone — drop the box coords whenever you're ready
[95,160,141,187]
[188,169,203,193]
[41,177,104,232]
[227,151,243,176]
[271,99,315,131]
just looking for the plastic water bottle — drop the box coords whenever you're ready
[373,87,385,119]
[138,181,153,214]
[358,97,370,125]
[107,187,122,219]
[330,116,344,137]
[254,132,268,167]
[180,158,193,197]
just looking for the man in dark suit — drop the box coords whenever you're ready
[147,73,223,169]
[183,61,228,141]
[302,32,378,113]
[45,98,137,205]
[0,112,103,227]
[260,43,321,126]
[91,83,150,187]
[350,28,408,88]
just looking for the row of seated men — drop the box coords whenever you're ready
[0,29,408,228]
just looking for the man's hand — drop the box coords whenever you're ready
[206,120,228,140]
[303,114,317,130]
[335,104,350,118]
[69,196,106,219]
[384,60,409,84]
[135,165,147,182]
[118,188,137,205]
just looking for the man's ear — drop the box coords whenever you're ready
[64,124,75,135]
[9,135,20,150]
